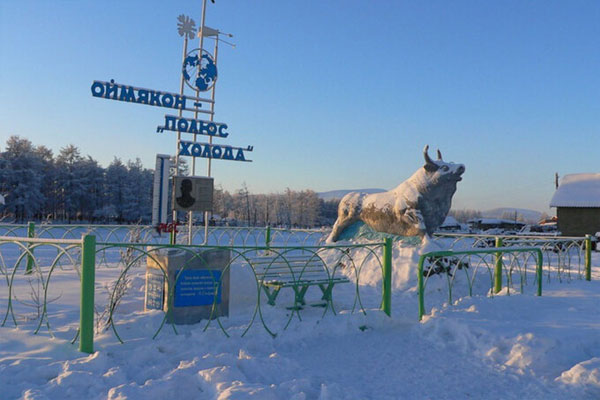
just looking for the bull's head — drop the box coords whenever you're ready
[423,145,465,182]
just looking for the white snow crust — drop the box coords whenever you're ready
[1,234,600,399]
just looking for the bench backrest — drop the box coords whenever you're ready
[250,256,333,283]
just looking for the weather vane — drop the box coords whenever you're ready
[176,15,196,40]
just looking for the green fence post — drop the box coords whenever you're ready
[585,234,592,281]
[25,221,35,274]
[265,225,271,248]
[80,234,96,354]
[417,254,425,321]
[382,238,392,316]
[265,225,271,256]
[494,237,503,294]
[536,249,543,296]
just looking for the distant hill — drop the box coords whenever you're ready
[317,188,386,201]
[482,208,542,224]
[317,191,543,225]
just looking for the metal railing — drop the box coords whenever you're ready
[417,247,543,321]
[0,236,87,349]
[0,223,331,247]
[0,234,390,354]
[2,226,594,351]
[433,233,592,281]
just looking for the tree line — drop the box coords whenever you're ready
[0,136,339,226]
[212,184,338,228]
[0,136,153,223]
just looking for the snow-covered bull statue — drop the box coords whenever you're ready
[327,146,465,242]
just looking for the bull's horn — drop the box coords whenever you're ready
[423,145,435,165]
[437,149,443,160]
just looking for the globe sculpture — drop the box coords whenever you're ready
[182,49,218,92]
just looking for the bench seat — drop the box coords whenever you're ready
[249,256,350,309]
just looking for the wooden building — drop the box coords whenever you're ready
[437,216,463,232]
[466,218,525,233]
[550,173,600,237]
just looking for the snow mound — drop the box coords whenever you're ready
[558,358,600,391]
[336,236,425,290]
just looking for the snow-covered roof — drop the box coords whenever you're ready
[440,216,459,227]
[550,173,600,208]
[467,218,524,225]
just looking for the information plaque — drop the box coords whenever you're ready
[145,268,165,310]
[174,270,222,307]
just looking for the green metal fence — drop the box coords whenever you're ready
[417,247,544,321]
[2,226,594,353]
[434,233,592,281]
[0,223,331,247]
[0,234,391,354]
[0,236,86,349]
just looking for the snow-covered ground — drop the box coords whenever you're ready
[1,235,599,399]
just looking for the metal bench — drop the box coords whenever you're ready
[249,255,350,310]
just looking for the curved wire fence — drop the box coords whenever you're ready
[0,237,83,340]
[433,233,591,281]
[1,228,593,352]
[0,233,388,353]
[94,241,387,343]
[417,247,544,320]
[0,224,331,247]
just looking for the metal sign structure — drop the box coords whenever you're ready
[170,1,251,244]
[156,115,229,137]
[178,140,252,162]
[90,0,254,244]
[183,49,218,92]
[91,80,213,114]
[152,154,171,225]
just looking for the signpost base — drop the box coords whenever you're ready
[145,247,230,324]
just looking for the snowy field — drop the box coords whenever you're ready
[1,231,599,399]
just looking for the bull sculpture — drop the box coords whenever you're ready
[327,146,465,243]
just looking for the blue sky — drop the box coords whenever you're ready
[1,1,599,213]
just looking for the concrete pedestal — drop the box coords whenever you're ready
[145,247,230,324]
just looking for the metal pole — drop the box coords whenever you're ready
[201,13,219,244]
[382,238,392,316]
[204,37,219,243]
[173,34,190,245]
[585,234,592,281]
[494,237,503,294]
[187,212,193,244]
[205,35,218,179]
[186,0,209,245]
[193,0,208,178]
[265,225,271,256]
[265,225,271,247]
[536,250,543,296]
[25,221,35,274]
[417,254,425,321]
[80,234,96,354]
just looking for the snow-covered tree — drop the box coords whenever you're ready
[105,157,129,223]
[34,145,58,221]
[122,158,153,223]
[79,156,105,222]
[0,136,45,221]
[56,145,86,222]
